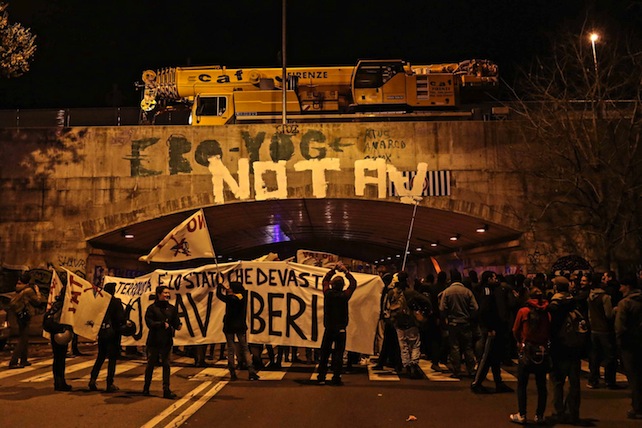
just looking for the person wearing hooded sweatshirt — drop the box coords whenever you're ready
[548,276,583,425]
[587,272,618,389]
[510,287,551,425]
[216,281,259,381]
[615,275,642,420]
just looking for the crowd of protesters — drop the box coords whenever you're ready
[370,267,642,424]
[3,265,642,421]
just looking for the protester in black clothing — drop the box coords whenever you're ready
[317,261,357,386]
[428,271,449,372]
[587,272,618,389]
[216,281,259,381]
[373,273,401,371]
[548,276,584,425]
[89,282,126,392]
[471,270,513,394]
[43,287,73,391]
[615,275,642,420]
[143,286,182,399]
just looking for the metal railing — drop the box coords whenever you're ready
[0,107,190,128]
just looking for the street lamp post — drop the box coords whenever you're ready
[589,32,599,76]
[281,0,287,125]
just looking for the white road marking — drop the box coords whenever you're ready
[21,360,95,383]
[0,359,52,380]
[163,381,228,428]
[74,362,141,381]
[139,381,214,428]
[132,366,182,382]
[367,362,400,381]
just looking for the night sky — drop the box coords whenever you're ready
[0,0,639,109]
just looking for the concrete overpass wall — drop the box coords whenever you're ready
[0,121,531,282]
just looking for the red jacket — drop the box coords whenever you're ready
[513,298,551,346]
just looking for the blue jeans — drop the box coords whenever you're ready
[517,359,548,417]
[225,331,256,374]
[396,325,420,368]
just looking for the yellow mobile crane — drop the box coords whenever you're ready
[139,59,498,125]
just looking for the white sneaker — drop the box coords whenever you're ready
[509,413,526,424]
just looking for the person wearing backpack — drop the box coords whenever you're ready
[387,271,432,379]
[9,272,45,369]
[548,276,584,425]
[614,275,642,420]
[510,286,551,425]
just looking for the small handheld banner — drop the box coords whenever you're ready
[60,269,111,341]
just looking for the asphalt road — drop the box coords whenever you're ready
[0,340,638,428]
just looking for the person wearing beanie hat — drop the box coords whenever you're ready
[615,275,642,419]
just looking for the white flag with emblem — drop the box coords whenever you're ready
[139,209,216,263]
[42,268,65,339]
[60,269,111,340]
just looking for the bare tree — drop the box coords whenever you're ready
[507,26,642,271]
[0,2,36,78]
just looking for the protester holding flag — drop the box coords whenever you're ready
[139,209,215,263]
[216,281,260,381]
[89,282,126,393]
[143,286,182,399]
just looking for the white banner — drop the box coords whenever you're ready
[139,209,215,263]
[60,269,112,341]
[105,261,383,355]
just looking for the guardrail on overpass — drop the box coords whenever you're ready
[0,107,190,127]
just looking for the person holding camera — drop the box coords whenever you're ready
[317,261,357,386]
[143,286,182,399]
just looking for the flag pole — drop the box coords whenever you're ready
[401,199,420,271]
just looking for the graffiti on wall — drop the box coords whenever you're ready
[124,127,449,205]
[362,128,407,162]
